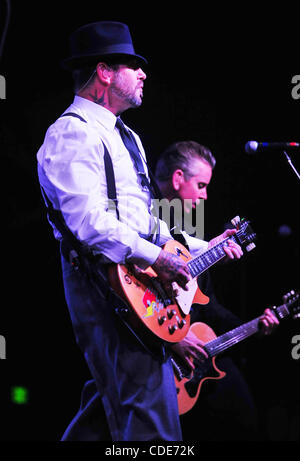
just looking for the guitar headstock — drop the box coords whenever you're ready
[282,289,300,320]
[231,216,257,253]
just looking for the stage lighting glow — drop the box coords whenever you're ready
[11,386,29,405]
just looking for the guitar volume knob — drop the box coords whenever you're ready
[177,319,186,329]
[167,309,176,319]
[168,324,178,335]
[158,315,166,325]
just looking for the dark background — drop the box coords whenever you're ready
[0,2,299,441]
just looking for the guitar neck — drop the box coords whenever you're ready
[205,317,261,357]
[188,234,239,278]
[205,303,290,358]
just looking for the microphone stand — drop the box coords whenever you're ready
[282,151,300,182]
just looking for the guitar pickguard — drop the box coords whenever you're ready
[174,278,200,315]
[108,239,209,345]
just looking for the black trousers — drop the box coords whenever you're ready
[60,251,182,441]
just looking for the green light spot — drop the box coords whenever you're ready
[11,386,29,404]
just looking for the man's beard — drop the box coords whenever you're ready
[111,74,142,108]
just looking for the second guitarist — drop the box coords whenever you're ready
[155,140,279,440]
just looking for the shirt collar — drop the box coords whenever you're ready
[72,95,117,132]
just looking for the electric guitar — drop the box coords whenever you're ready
[172,289,300,415]
[108,216,256,348]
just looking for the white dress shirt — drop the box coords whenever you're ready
[37,96,208,268]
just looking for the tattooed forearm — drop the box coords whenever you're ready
[154,251,186,277]
[88,89,106,106]
[152,249,190,289]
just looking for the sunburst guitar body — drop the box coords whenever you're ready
[108,217,257,348]
[108,239,209,346]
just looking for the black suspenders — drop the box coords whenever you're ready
[60,112,120,220]
[59,112,164,244]
[55,112,185,247]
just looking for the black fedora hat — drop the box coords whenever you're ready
[62,21,148,70]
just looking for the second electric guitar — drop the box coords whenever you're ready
[172,290,300,415]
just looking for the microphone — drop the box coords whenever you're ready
[245,140,300,154]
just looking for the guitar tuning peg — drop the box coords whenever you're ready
[245,242,256,252]
[231,216,241,228]
[283,290,295,302]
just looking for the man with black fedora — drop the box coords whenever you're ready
[37,21,243,441]
[62,21,147,71]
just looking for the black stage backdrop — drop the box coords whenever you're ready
[0,2,299,441]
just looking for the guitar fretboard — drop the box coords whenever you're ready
[188,235,239,279]
[205,303,290,358]
[205,318,260,357]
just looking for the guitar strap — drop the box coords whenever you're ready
[168,207,190,250]
[40,182,110,295]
